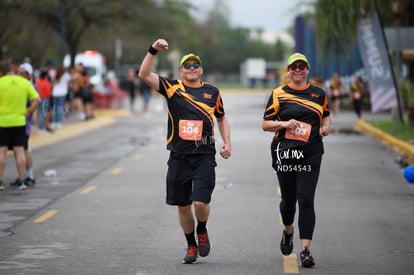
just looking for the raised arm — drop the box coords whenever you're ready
[138,38,169,91]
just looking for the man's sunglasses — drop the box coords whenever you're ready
[183,63,201,70]
[289,64,307,71]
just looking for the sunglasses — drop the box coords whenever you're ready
[183,63,201,70]
[289,64,307,71]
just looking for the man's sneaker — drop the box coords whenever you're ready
[280,229,294,255]
[182,246,198,264]
[0,182,5,191]
[198,232,210,257]
[18,181,28,190]
[300,248,315,268]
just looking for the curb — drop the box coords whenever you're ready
[355,119,414,165]
[29,116,116,150]
[29,109,131,150]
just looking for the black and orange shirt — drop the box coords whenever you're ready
[263,84,330,149]
[157,76,225,155]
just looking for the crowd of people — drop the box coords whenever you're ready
[0,55,160,191]
[0,58,101,191]
[19,60,98,135]
[0,56,160,191]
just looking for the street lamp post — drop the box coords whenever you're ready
[60,0,66,62]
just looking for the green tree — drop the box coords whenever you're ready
[313,0,412,57]
[24,0,192,66]
[0,0,24,60]
[273,39,286,61]
[1,0,293,77]
[0,0,194,67]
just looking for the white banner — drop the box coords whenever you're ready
[357,12,398,113]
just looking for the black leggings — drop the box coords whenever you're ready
[352,98,363,118]
[272,142,323,240]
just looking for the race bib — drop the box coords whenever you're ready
[285,121,311,143]
[179,120,203,141]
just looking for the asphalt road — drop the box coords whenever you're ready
[0,92,413,275]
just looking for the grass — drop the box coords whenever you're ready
[366,120,414,145]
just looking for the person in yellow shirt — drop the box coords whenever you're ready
[0,60,40,190]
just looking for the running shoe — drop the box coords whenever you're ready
[9,178,20,186]
[182,246,198,264]
[25,177,36,186]
[198,232,210,257]
[18,180,28,190]
[300,248,315,268]
[0,182,5,191]
[280,229,294,255]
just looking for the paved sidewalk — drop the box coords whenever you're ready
[28,109,130,150]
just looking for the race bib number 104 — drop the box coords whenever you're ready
[179,120,203,141]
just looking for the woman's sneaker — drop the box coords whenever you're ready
[280,230,294,255]
[300,248,315,268]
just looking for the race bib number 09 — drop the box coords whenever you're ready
[179,120,203,141]
[285,121,311,142]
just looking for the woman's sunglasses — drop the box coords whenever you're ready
[289,64,307,71]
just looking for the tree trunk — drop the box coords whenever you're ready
[408,106,414,127]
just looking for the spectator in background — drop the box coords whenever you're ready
[10,63,38,186]
[44,60,56,82]
[126,68,136,112]
[79,71,95,120]
[0,60,40,190]
[65,66,76,115]
[139,74,152,112]
[51,65,71,129]
[71,63,86,120]
[35,70,53,134]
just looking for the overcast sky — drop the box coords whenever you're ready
[191,0,311,33]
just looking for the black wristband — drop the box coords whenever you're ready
[148,45,158,55]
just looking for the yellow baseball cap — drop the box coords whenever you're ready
[180,53,202,67]
[287,53,309,67]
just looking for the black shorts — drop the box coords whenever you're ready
[166,152,217,206]
[8,135,29,151]
[0,126,26,148]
